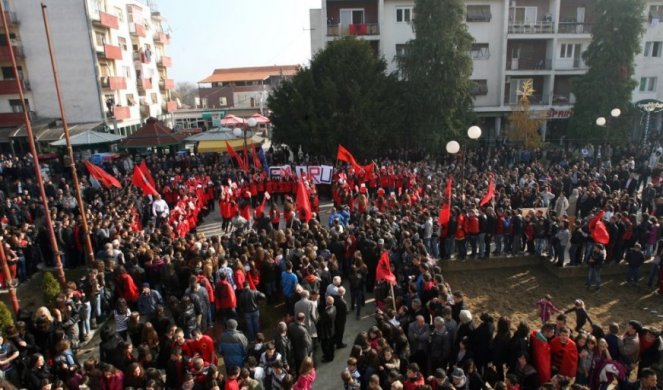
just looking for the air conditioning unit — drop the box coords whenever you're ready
[219,97,227,106]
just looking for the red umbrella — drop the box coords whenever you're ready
[220,114,245,126]
[249,113,270,124]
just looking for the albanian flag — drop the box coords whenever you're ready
[376,251,396,285]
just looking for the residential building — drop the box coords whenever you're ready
[310,0,663,141]
[0,0,175,151]
[197,65,298,112]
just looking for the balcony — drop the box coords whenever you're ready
[0,11,18,27]
[552,93,576,105]
[326,23,380,37]
[508,21,555,34]
[507,58,552,71]
[154,32,170,44]
[557,22,592,34]
[0,112,25,126]
[97,11,119,29]
[113,106,131,121]
[165,100,177,113]
[130,23,146,37]
[158,56,172,67]
[0,46,24,62]
[139,78,152,90]
[0,79,29,94]
[103,76,127,90]
[133,51,151,64]
[160,79,174,90]
[101,44,122,60]
[555,57,588,71]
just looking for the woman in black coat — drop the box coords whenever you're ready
[27,353,52,390]
[472,313,495,372]
[507,322,530,370]
[490,316,512,378]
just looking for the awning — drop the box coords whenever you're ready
[197,136,263,153]
[50,128,123,146]
[38,122,104,143]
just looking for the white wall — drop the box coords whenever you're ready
[382,0,415,74]
[633,2,663,101]
[14,0,104,123]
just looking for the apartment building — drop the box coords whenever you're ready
[197,65,299,111]
[310,0,663,141]
[0,0,175,148]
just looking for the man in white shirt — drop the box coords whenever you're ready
[151,194,169,227]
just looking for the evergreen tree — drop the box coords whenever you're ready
[570,0,645,143]
[397,0,475,150]
[269,38,405,159]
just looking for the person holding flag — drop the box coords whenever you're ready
[375,250,397,313]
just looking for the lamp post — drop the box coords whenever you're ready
[446,126,482,191]
[596,107,621,144]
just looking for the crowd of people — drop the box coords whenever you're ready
[0,140,659,390]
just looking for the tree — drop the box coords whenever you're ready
[268,38,405,159]
[397,0,476,150]
[506,79,544,149]
[570,0,645,143]
[42,272,61,305]
[172,82,198,108]
[0,301,13,332]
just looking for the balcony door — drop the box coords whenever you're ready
[576,7,585,33]
[511,7,537,25]
[509,78,532,104]
[340,9,365,34]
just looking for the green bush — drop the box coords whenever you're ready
[42,272,61,305]
[0,301,14,332]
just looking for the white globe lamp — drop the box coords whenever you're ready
[610,108,621,118]
[247,117,258,128]
[595,117,606,127]
[467,125,482,140]
[446,140,460,154]
[233,127,243,137]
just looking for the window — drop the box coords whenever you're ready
[114,6,123,22]
[640,77,658,92]
[126,93,136,106]
[470,43,490,59]
[123,66,131,79]
[0,33,16,46]
[466,5,491,22]
[395,44,408,58]
[151,92,158,104]
[9,99,28,113]
[470,80,488,96]
[560,44,574,58]
[95,31,106,47]
[650,5,663,23]
[118,37,127,51]
[396,7,412,23]
[644,41,662,57]
[2,66,21,79]
[218,97,227,106]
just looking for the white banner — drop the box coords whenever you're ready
[269,165,333,184]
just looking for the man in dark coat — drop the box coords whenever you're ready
[333,287,348,349]
[287,312,313,371]
[318,295,337,362]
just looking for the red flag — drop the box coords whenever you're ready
[132,166,159,196]
[225,141,247,171]
[480,176,495,207]
[337,144,358,166]
[296,180,312,222]
[251,147,262,170]
[589,210,610,244]
[83,161,122,189]
[376,251,396,285]
[138,161,156,189]
[438,176,453,225]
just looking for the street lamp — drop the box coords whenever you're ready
[596,107,621,144]
[446,140,460,154]
[467,125,482,140]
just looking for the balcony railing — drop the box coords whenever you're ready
[555,58,588,71]
[0,11,18,27]
[505,94,551,105]
[130,23,146,37]
[0,79,29,94]
[154,32,170,44]
[508,21,555,34]
[102,44,122,60]
[552,94,575,105]
[326,23,380,37]
[165,101,177,113]
[506,58,552,71]
[113,106,131,120]
[139,78,152,90]
[0,46,24,62]
[0,112,25,126]
[557,22,592,34]
[108,76,127,90]
[158,56,172,67]
[98,11,119,29]
[160,79,174,90]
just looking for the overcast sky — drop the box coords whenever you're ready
[157,0,321,84]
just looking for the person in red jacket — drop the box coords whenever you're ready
[115,266,139,304]
[215,272,237,324]
[549,327,577,380]
[190,328,217,365]
[530,323,555,384]
[403,363,426,390]
[464,209,480,258]
[455,210,467,260]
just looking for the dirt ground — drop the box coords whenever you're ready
[443,265,663,331]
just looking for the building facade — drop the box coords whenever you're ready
[0,0,175,142]
[310,0,663,142]
[197,65,299,113]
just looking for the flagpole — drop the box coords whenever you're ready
[0,239,20,314]
[41,3,95,265]
[0,3,65,284]
[390,282,397,313]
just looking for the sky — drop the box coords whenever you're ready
[156,0,322,84]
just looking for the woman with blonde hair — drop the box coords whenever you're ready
[292,356,316,390]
